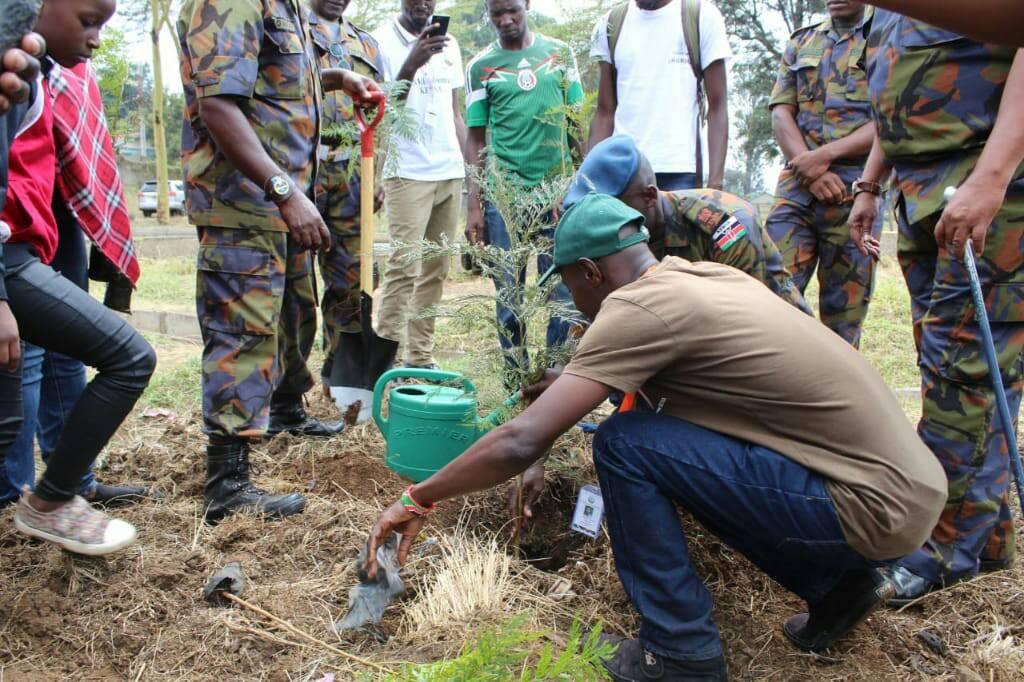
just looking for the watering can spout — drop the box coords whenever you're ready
[479,393,522,430]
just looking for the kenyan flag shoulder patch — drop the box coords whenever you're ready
[712,217,747,252]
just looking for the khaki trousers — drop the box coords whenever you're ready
[376,177,462,365]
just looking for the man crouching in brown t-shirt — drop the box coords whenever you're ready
[362,193,947,681]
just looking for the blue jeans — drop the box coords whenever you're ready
[654,172,699,191]
[593,412,875,661]
[483,204,574,365]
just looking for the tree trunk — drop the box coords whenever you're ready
[150,0,170,224]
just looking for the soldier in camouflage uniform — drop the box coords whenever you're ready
[308,0,386,393]
[178,0,380,522]
[848,10,1024,602]
[766,1,880,348]
[564,135,812,313]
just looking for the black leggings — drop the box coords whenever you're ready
[1,246,156,501]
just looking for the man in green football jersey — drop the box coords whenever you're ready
[464,0,585,378]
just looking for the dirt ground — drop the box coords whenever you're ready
[0,391,1021,680]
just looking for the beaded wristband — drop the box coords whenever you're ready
[400,485,436,517]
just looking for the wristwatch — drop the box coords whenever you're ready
[263,174,294,204]
[851,178,882,197]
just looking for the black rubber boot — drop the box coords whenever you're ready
[266,394,344,438]
[783,569,894,652]
[204,442,305,523]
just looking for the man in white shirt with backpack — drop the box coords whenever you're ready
[588,0,732,190]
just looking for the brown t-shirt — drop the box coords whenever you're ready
[564,257,946,561]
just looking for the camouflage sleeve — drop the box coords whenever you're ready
[769,35,800,109]
[183,0,263,99]
[709,214,768,282]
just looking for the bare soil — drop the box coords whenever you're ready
[0,392,1021,680]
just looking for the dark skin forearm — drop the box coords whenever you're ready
[465,126,487,208]
[587,62,616,152]
[453,91,468,157]
[198,96,284,190]
[409,374,610,506]
[818,122,876,164]
[868,1,1024,46]
[704,60,728,189]
[771,104,809,162]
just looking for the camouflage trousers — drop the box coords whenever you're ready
[196,226,317,440]
[316,169,363,384]
[766,170,881,347]
[897,184,1024,583]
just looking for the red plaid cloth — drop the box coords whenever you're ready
[49,63,139,284]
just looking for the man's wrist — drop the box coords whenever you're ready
[852,178,883,198]
[264,174,294,204]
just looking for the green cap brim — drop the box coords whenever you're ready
[537,264,559,287]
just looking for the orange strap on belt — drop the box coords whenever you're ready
[619,393,637,413]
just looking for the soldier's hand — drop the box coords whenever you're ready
[0,301,20,372]
[0,33,44,116]
[790,148,830,185]
[848,192,881,260]
[373,184,385,214]
[509,462,546,533]
[465,204,485,246]
[279,192,331,251]
[934,179,1000,259]
[342,70,384,107]
[808,171,847,205]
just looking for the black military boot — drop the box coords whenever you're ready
[266,393,344,438]
[204,442,305,523]
[783,569,894,652]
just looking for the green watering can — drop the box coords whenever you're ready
[372,368,520,482]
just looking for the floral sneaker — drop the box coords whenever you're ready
[14,494,137,556]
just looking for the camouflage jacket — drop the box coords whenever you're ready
[656,190,811,314]
[770,9,874,206]
[867,10,1023,224]
[308,13,384,171]
[178,0,322,232]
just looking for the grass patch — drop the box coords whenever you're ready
[131,256,197,312]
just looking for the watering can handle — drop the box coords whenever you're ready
[372,368,478,436]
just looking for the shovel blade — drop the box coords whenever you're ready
[330,293,399,424]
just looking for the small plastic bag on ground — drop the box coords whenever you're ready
[333,532,405,632]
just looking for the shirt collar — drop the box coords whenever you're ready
[392,17,418,45]
[818,6,873,36]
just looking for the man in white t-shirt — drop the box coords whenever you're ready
[588,0,732,190]
[373,0,467,370]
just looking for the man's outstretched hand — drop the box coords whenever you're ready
[0,33,44,116]
[508,461,546,533]
[364,500,424,580]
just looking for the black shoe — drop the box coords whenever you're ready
[783,569,893,652]
[599,634,728,681]
[204,442,305,524]
[267,398,344,438]
[979,557,1014,573]
[86,483,150,508]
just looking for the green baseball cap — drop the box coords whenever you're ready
[538,193,648,286]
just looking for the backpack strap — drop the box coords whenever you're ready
[606,2,629,65]
[682,0,705,184]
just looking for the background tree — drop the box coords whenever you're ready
[92,27,137,146]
